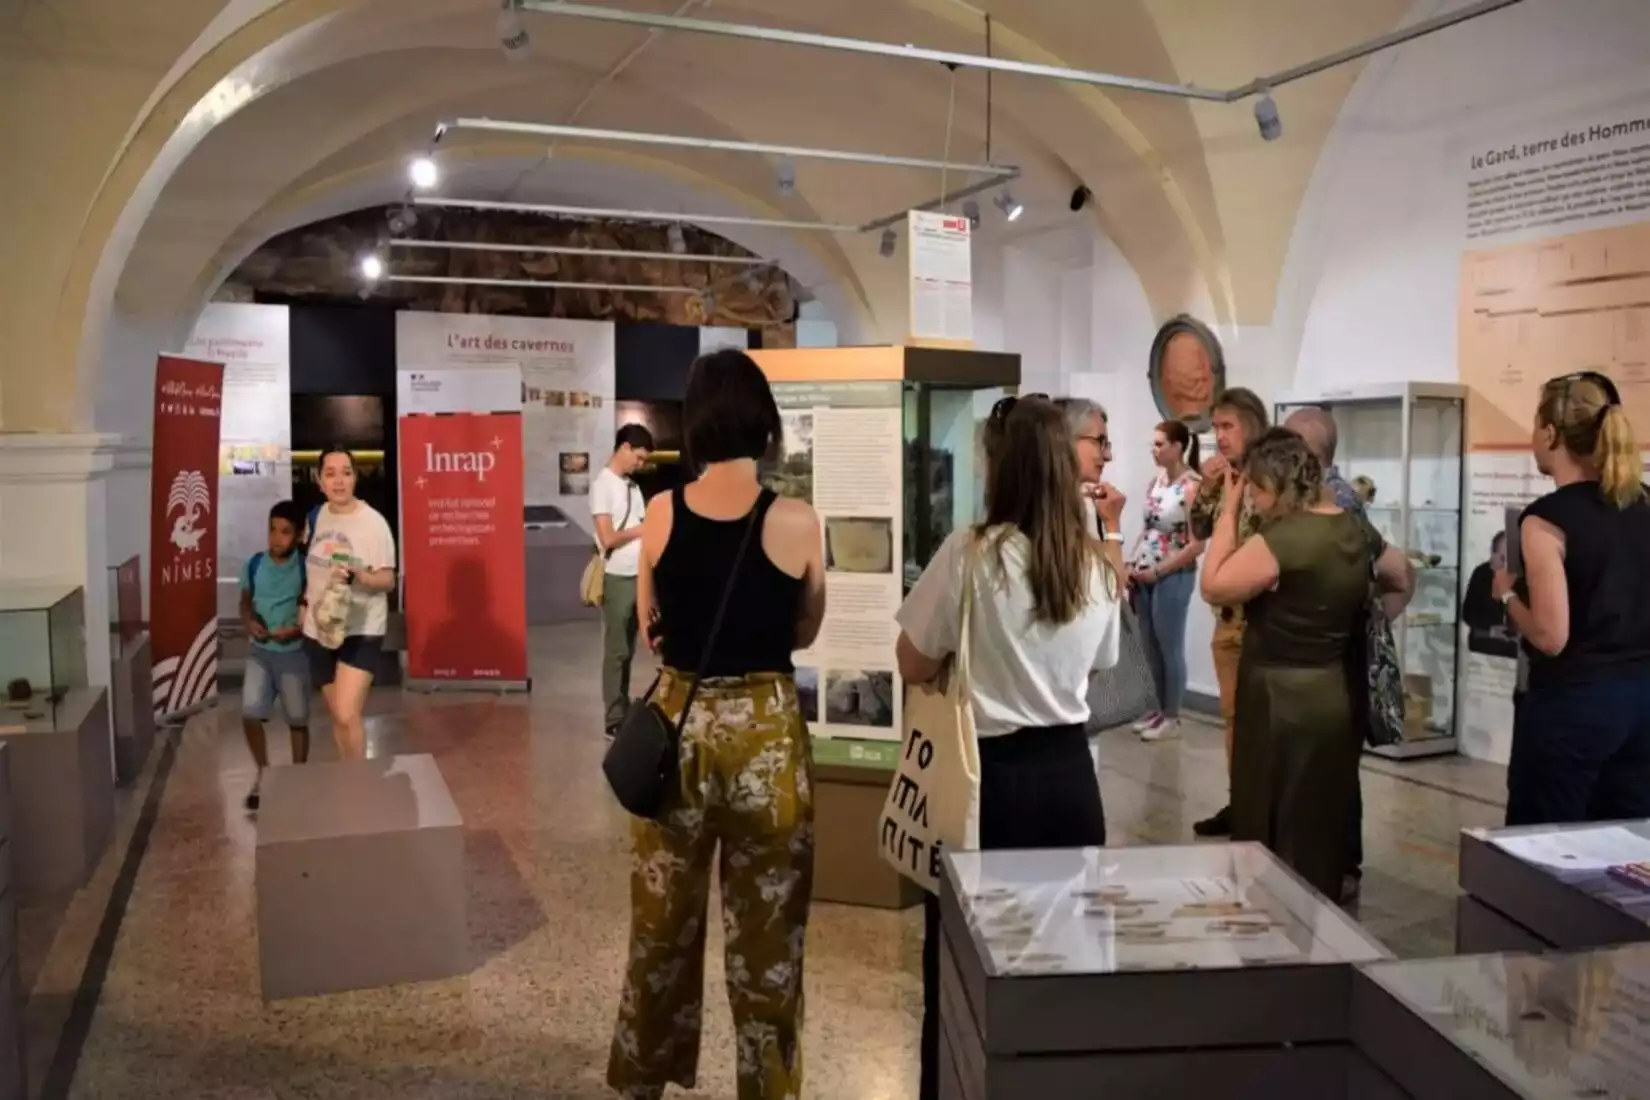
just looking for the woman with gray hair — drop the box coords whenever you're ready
[1056,397,1127,554]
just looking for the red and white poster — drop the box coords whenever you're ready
[399,411,528,684]
[148,355,225,720]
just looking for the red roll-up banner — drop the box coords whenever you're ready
[399,412,528,684]
[148,355,225,720]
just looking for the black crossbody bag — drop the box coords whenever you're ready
[602,498,763,819]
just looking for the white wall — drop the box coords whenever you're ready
[1274,0,1650,396]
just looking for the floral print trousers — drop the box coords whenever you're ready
[608,671,815,1100]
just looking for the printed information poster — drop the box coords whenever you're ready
[1456,108,1650,762]
[183,303,291,580]
[396,311,615,535]
[765,381,905,745]
[908,209,973,345]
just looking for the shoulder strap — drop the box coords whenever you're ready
[248,552,265,600]
[602,482,636,561]
[306,505,322,544]
[672,489,769,734]
[953,536,979,694]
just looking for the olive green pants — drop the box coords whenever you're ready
[602,573,639,729]
[608,671,815,1100]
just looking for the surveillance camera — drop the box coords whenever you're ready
[1254,94,1282,142]
[962,200,981,229]
[879,227,897,258]
[1069,185,1092,212]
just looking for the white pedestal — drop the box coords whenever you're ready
[256,754,465,1000]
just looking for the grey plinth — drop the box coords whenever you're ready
[0,689,114,902]
[108,630,155,784]
[256,754,466,1000]
[0,746,25,1100]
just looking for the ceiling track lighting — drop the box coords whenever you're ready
[879,228,897,258]
[498,0,531,62]
[857,170,1018,234]
[435,118,1018,178]
[522,0,1525,150]
[413,196,861,234]
[994,191,1024,223]
[386,274,704,294]
[666,224,687,254]
[408,156,440,189]
[390,238,770,265]
[1254,89,1282,142]
[962,200,981,230]
[358,254,385,281]
[775,155,797,195]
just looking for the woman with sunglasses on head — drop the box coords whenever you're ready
[899,397,1121,1100]
[1494,371,1650,827]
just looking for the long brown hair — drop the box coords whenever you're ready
[1536,372,1644,509]
[979,398,1104,624]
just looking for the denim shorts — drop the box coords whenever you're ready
[242,645,312,725]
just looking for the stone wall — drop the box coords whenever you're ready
[219,205,797,334]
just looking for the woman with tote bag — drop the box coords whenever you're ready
[895,397,1122,1100]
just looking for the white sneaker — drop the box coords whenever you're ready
[1140,717,1179,741]
[1132,712,1162,733]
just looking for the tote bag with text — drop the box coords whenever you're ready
[876,541,982,894]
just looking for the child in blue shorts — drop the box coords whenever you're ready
[238,500,312,810]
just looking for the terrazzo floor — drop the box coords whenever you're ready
[21,622,1509,1099]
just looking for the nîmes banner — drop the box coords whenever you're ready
[399,411,528,684]
[149,355,225,720]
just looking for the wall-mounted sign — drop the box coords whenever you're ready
[1147,314,1225,431]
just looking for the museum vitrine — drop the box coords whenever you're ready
[1276,382,1466,759]
[0,581,88,727]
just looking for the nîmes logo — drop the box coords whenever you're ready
[166,470,212,553]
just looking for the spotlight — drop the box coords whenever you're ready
[498,0,531,62]
[408,156,439,189]
[742,267,765,290]
[994,191,1024,223]
[666,224,686,255]
[358,254,384,281]
[1070,185,1092,212]
[1254,90,1282,142]
[386,204,417,235]
[775,156,796,195]
[879,227,897,258]
[962,199,981,230]
[700,290,717,317]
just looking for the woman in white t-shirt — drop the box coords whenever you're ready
[302,446,397,760]
[896,397,1121,1100]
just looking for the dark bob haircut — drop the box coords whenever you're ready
[614,423,655,452]
[683,348,781,466]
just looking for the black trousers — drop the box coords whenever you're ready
[1507,675,1650,826]
[918,725,1107,1100]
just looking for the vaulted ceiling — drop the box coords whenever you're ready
[3,0,1452,431]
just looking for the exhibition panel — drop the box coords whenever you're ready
[1275,383,1466,759]
[1457,822,1650,954]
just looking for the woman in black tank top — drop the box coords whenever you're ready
[607,350,826,1100]
[1497,371,1650,826]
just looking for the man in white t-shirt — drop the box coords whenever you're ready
[591,424,653,736]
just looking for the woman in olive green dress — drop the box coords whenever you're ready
[1200,429,1412,898]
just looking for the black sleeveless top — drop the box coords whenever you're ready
[655,488,803,676]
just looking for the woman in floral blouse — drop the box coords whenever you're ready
[1127,420,1204,738]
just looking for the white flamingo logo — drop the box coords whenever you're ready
[166,470,212,553]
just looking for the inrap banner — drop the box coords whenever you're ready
[149,355,225,721]
[399,411,528,685]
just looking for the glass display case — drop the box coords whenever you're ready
[0,582,88,727]
[946,843,1389,978]
[903,380,1012,588]
[106,555,143,647]
[1355,944,1650,1099]
[1275,382,1466,759]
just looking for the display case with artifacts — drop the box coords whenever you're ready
[1458,820,1650,956]
[937,844,1391,1096]
[0,582,88,730]
[1275,382,1466,759]
[1353,943,1650,1099]
[748,346,1019,912]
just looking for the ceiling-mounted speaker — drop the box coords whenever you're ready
[1070,185,1093,212]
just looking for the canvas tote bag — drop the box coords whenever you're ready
[579,489,633,608]
[876,539,983,894]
